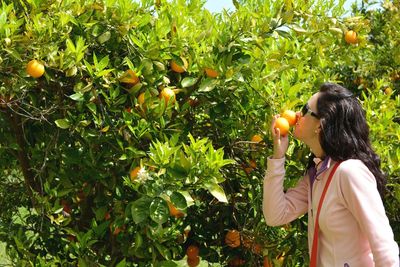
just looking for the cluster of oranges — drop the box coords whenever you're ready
[224,229,280,266]
[170,56,219,78]
[274,110,297,136]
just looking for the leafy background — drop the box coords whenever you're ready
[0,0,399,266]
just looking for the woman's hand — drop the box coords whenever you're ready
[271,115,289,159]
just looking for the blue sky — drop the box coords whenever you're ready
[203,0,380,13]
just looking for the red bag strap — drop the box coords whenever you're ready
[310,162,341,267]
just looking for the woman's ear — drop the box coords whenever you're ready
[314,125,321,134]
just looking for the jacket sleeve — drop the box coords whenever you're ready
[338,160,399,267]
[262,157,309,226]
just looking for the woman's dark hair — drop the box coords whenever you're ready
[308,82,386,197]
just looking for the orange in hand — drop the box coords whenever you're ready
[274,117,290,136]
[281,110,297,126]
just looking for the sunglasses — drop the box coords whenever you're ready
[301,103,319,118]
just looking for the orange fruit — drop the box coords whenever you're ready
[110,224,125,236]
[251,243,262,254]
[61,200,72,214]
[204,67,218,78]
[186,245,200,259]
[281,110,297,126]
[104,212,111,221]
[390,71,400,81]
[384,87,393,95]
[26,59,45,78]
[167,201,184,218]
[251,134,263,143]
[130,166,141,181]
[228,257,245,266]
[67,235,76,242]
[274,117,290,136]
[113,226,122,235]
[188,98,199,107]
[263,257,273,267]
[119,69,139,86]
[187,256,200,267]
[276,252,285,265]
[138,92,145,106]
[170,57,188,73]
[159,88,176,105]
[344,30,358,44]
[225,229,241,248]
[242,235,252,249]
[244,160,257,174]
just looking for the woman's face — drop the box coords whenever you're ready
[293,92,321,145]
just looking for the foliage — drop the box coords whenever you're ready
[0,0,399,266]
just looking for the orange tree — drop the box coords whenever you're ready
[0,0,399,266]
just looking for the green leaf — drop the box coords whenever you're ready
[207,183,228,203]
[86,102,97,114]
[55,119,70,129]
[98,31,111,44]
[149,198,169,224]
[170,192,187,210]
[84,60,94,77]
[96,55,110,72]
[69,92,84,101]
[198,79,218,92]
[131,197,152,224]
[116,259,126,267]
[66,38,76,53]
[181,77,198,88]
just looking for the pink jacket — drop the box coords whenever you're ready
[263,157,399,267]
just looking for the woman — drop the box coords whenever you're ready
[263,83,399,266]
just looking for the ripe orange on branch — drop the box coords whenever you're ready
[225,229,241,248]
[170,57,188,73]
[26,59,45,78]
[167,201,184,218]
[186,245,200,259]
[263,257,273,267]
[130,166,141,181]
[159,88,176,105]
[187,256,200,267]
[119,69,139,86]
[344,30,358,44]
[251,134,263,143]
[204,67,218,78]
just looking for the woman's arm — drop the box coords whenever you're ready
[338,160,399,267]
[263,157,309,226]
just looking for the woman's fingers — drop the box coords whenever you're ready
[271,115,278,136]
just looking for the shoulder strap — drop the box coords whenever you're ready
[310,162,341,267]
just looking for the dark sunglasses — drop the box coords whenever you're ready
[301,103,319,118]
